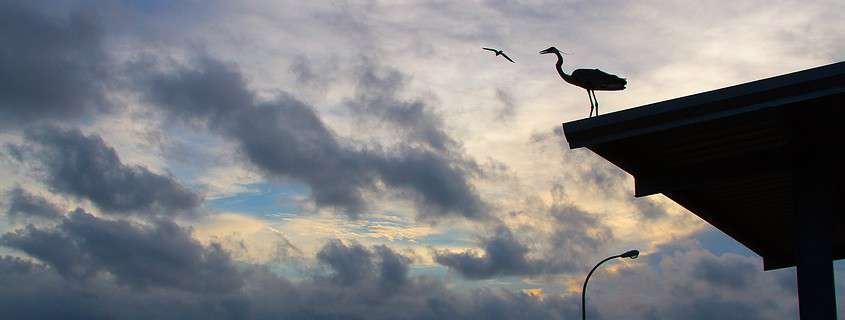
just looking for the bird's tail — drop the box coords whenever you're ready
[602,77,627,90]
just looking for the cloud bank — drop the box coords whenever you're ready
[10,127,202,217]
[139,57,486,220]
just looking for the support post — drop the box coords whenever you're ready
[791,110,837,320]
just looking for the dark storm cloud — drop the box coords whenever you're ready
[0,236,794,320]
[316,240,412,291]
[374,245,411,289]
[373,147,485,219]
[0,255,36,274]
[0,237,579,320]
[2,208,241,292]
[692,252,757,290]
[2,218,90,279]
[4,188,64,220]
[139,57,486,219]
[0,207,789,320]
[341,60,487,218]
[0,253,249,320]
[655,254,789,320]
[14,126,202,216]
[437,198,613,279]
[435,226,536,279]
[349,59,456,151]
[228,96,375,215]
[581,239,798,320]
[674,300,767,320]
[317,239,375,286]
[143,57,371,214]
[0,2,108,129]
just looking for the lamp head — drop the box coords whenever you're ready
[620,250,639,259]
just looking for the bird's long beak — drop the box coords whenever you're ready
[539,48,552,54]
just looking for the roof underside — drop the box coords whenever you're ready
[563,62,845,270]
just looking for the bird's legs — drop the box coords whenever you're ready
[587,90,595,117]
[591,90,599,116]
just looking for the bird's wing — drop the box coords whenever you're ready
[572,69,627,90]
[482,48,498,52]
[500,53,515,63]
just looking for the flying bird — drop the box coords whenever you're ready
[540,46,626,117]
[483,47,515,63]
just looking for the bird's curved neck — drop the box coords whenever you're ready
[554,52,574,83]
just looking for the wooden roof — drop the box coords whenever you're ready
[562,62,845,269]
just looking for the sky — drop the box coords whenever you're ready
[1,0,844,319]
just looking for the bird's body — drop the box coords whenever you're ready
[483,47,515,63]
[569,69,627,91]
[540,46,626,117]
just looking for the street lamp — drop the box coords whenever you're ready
[581,250,639,320]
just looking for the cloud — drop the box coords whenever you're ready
[288,55,337,90]
[289,55,320,85]
[348,59,456,152]
[316,239,412,292]
[371,147,486,219]
[4,188,64,220]
[140,57,371,214]
[2,220,89,279]
[593,248,797,320]
[0,201,793,320]
[563,150,629,198]
[633,197,670,220]
[494,88,517,121]
[436,197,613,279]
[0,230,799,320]
[374,245,412,289]
[13,126,202,217]
[2,208,242,292]
[317,239,376,286]
[139,56,486,220]
[529,124,631,200]
[691,252,757,290]
[545,203,613,270]
[0,253,249,320]
[435,226,536,279]
[0,234,578,319]
[0,2,108,129]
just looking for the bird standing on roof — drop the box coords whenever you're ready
[483,47,515,63]
[540,46,626,117]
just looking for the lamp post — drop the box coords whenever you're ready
[581,250,639,320]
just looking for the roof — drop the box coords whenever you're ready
[562,61,845,270]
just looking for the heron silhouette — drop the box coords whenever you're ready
[483,47,515,63]
[540,47,626,117]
